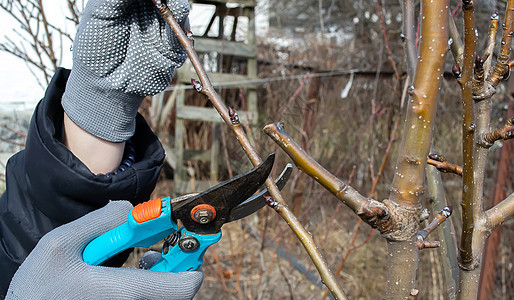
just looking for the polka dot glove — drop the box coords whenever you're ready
[62,0,190,142]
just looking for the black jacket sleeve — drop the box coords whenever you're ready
[0,68,165,297]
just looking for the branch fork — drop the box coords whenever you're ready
[480,116,514,146]
[472,7,514,100]
[358,200,391,232]
[263,122,428,242]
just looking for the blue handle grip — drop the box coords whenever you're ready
[83,197,177,266]
[82,196,221,273]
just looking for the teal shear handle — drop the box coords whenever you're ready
[83,197,219,272]
[83,155,286,272]
[83,197,176,266]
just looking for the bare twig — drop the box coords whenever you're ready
[483,12,499,75]
[263,123,393,230]
[480,116,514,146]
[488,2,514,87]
[0,0,80,84]
[418,206,453,238]
[263,123,371,213]
[427,154,463,175]
[0,124,27,138]
[0,136,25,147]
[416,206,452,250]
[151,2,346,298]
[277,73,310,121]
[66,0,83,26]
[485,193,514,230]
[401,0,418,79]
[376,0,400,80]
[449,11,464,67]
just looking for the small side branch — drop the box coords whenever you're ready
[0,124,27,139]
[472,13,499,99]
[416,206,453,250]
[485,192,514,230]
[449,12,464,67]
[263,123,397,233]
[427,154,463,175]
[488,1,514,87]
[473,1,514,101]
[480,116,514,146]
[426,160,459,299]
[263,123,378,216]
[376,0,400,80]
[483,12,499,74]
[401,0,418,79]
[0,136,25,147]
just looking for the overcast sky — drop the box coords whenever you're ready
[0,1,74,111]
[0,1,268,112]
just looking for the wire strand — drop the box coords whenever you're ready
[165,69,363,91]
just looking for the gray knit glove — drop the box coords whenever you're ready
[6,201,203,300]
[62,0,189,142]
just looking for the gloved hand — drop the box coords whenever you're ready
[62,0,190,142]
[6,201,203,300]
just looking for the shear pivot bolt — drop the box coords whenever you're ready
[191,204,216,224]
[194,209,214,224]
[179,236,199,252]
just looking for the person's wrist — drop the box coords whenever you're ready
[63,113,126,174]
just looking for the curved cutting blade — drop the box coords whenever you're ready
[227,163,293,222]
[172,154,275,234]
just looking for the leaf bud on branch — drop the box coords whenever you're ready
[228,107,240,125]
[452,63,462,79]
[264,195,280,210]
[191,78,203,92]
[462,0,473,10]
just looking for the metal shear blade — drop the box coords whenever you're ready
[172,154,275,234]
[227,163,292,222]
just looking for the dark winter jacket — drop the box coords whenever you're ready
[0,68,165,297]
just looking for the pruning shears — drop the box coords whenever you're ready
[82,154,292,272]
